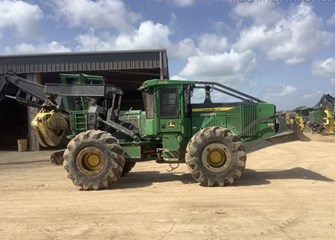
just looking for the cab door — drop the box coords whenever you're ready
[158,87,183,133]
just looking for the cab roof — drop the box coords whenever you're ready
[138,79,196,90]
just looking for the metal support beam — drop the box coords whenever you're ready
[26,73,41,151]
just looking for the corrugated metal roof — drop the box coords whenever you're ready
[0,49,169,77]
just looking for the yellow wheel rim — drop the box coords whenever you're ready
[84,153,100,169]
[207,148,226,168]
[76,147,104,175]
[202,143,232,173]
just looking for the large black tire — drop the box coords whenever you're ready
[185,126,246,187]
[63,130,125,190]
[122,162,136,176]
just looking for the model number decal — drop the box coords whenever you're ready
[200,113,216,116]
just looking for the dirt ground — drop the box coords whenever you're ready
[0,131,334,240]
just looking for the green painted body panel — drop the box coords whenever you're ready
[69,110,88,134]
[190,104,276,142]
[121,142,142,160]
[309,109,326,125]
[60,73,104,111]
[145,119,156,136]
[60,74,104,135]
[161,134,182,159]
[121,141,159,161]
[255,103,277,139]
[119,110,146,135]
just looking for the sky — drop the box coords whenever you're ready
[0,0,335,110]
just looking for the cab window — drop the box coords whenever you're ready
[159,88,178,118]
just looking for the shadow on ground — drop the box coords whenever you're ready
[233,167,334,187]
[0,160,49,166]
[110,171,195,189]
[109,167,334,189]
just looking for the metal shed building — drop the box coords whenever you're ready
[0,49,169,150]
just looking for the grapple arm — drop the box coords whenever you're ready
[31,109,69,147]
[0,72,68,147]
[242,114,310,153]
[0,72,52,108]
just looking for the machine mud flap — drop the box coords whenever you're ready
[266,120,310,144]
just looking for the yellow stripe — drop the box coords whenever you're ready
[192,107,233,112]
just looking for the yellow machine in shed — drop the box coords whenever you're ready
[286,112,305,132]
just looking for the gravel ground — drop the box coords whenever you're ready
[0,132,334,240]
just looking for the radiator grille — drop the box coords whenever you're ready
[243,105,257,136]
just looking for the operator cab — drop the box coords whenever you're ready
[140,79,194,138]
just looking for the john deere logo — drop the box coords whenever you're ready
[168,121,176,128]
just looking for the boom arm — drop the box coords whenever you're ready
[315,94,335,110]
[0,72,68,147]
[0,72,55,108]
